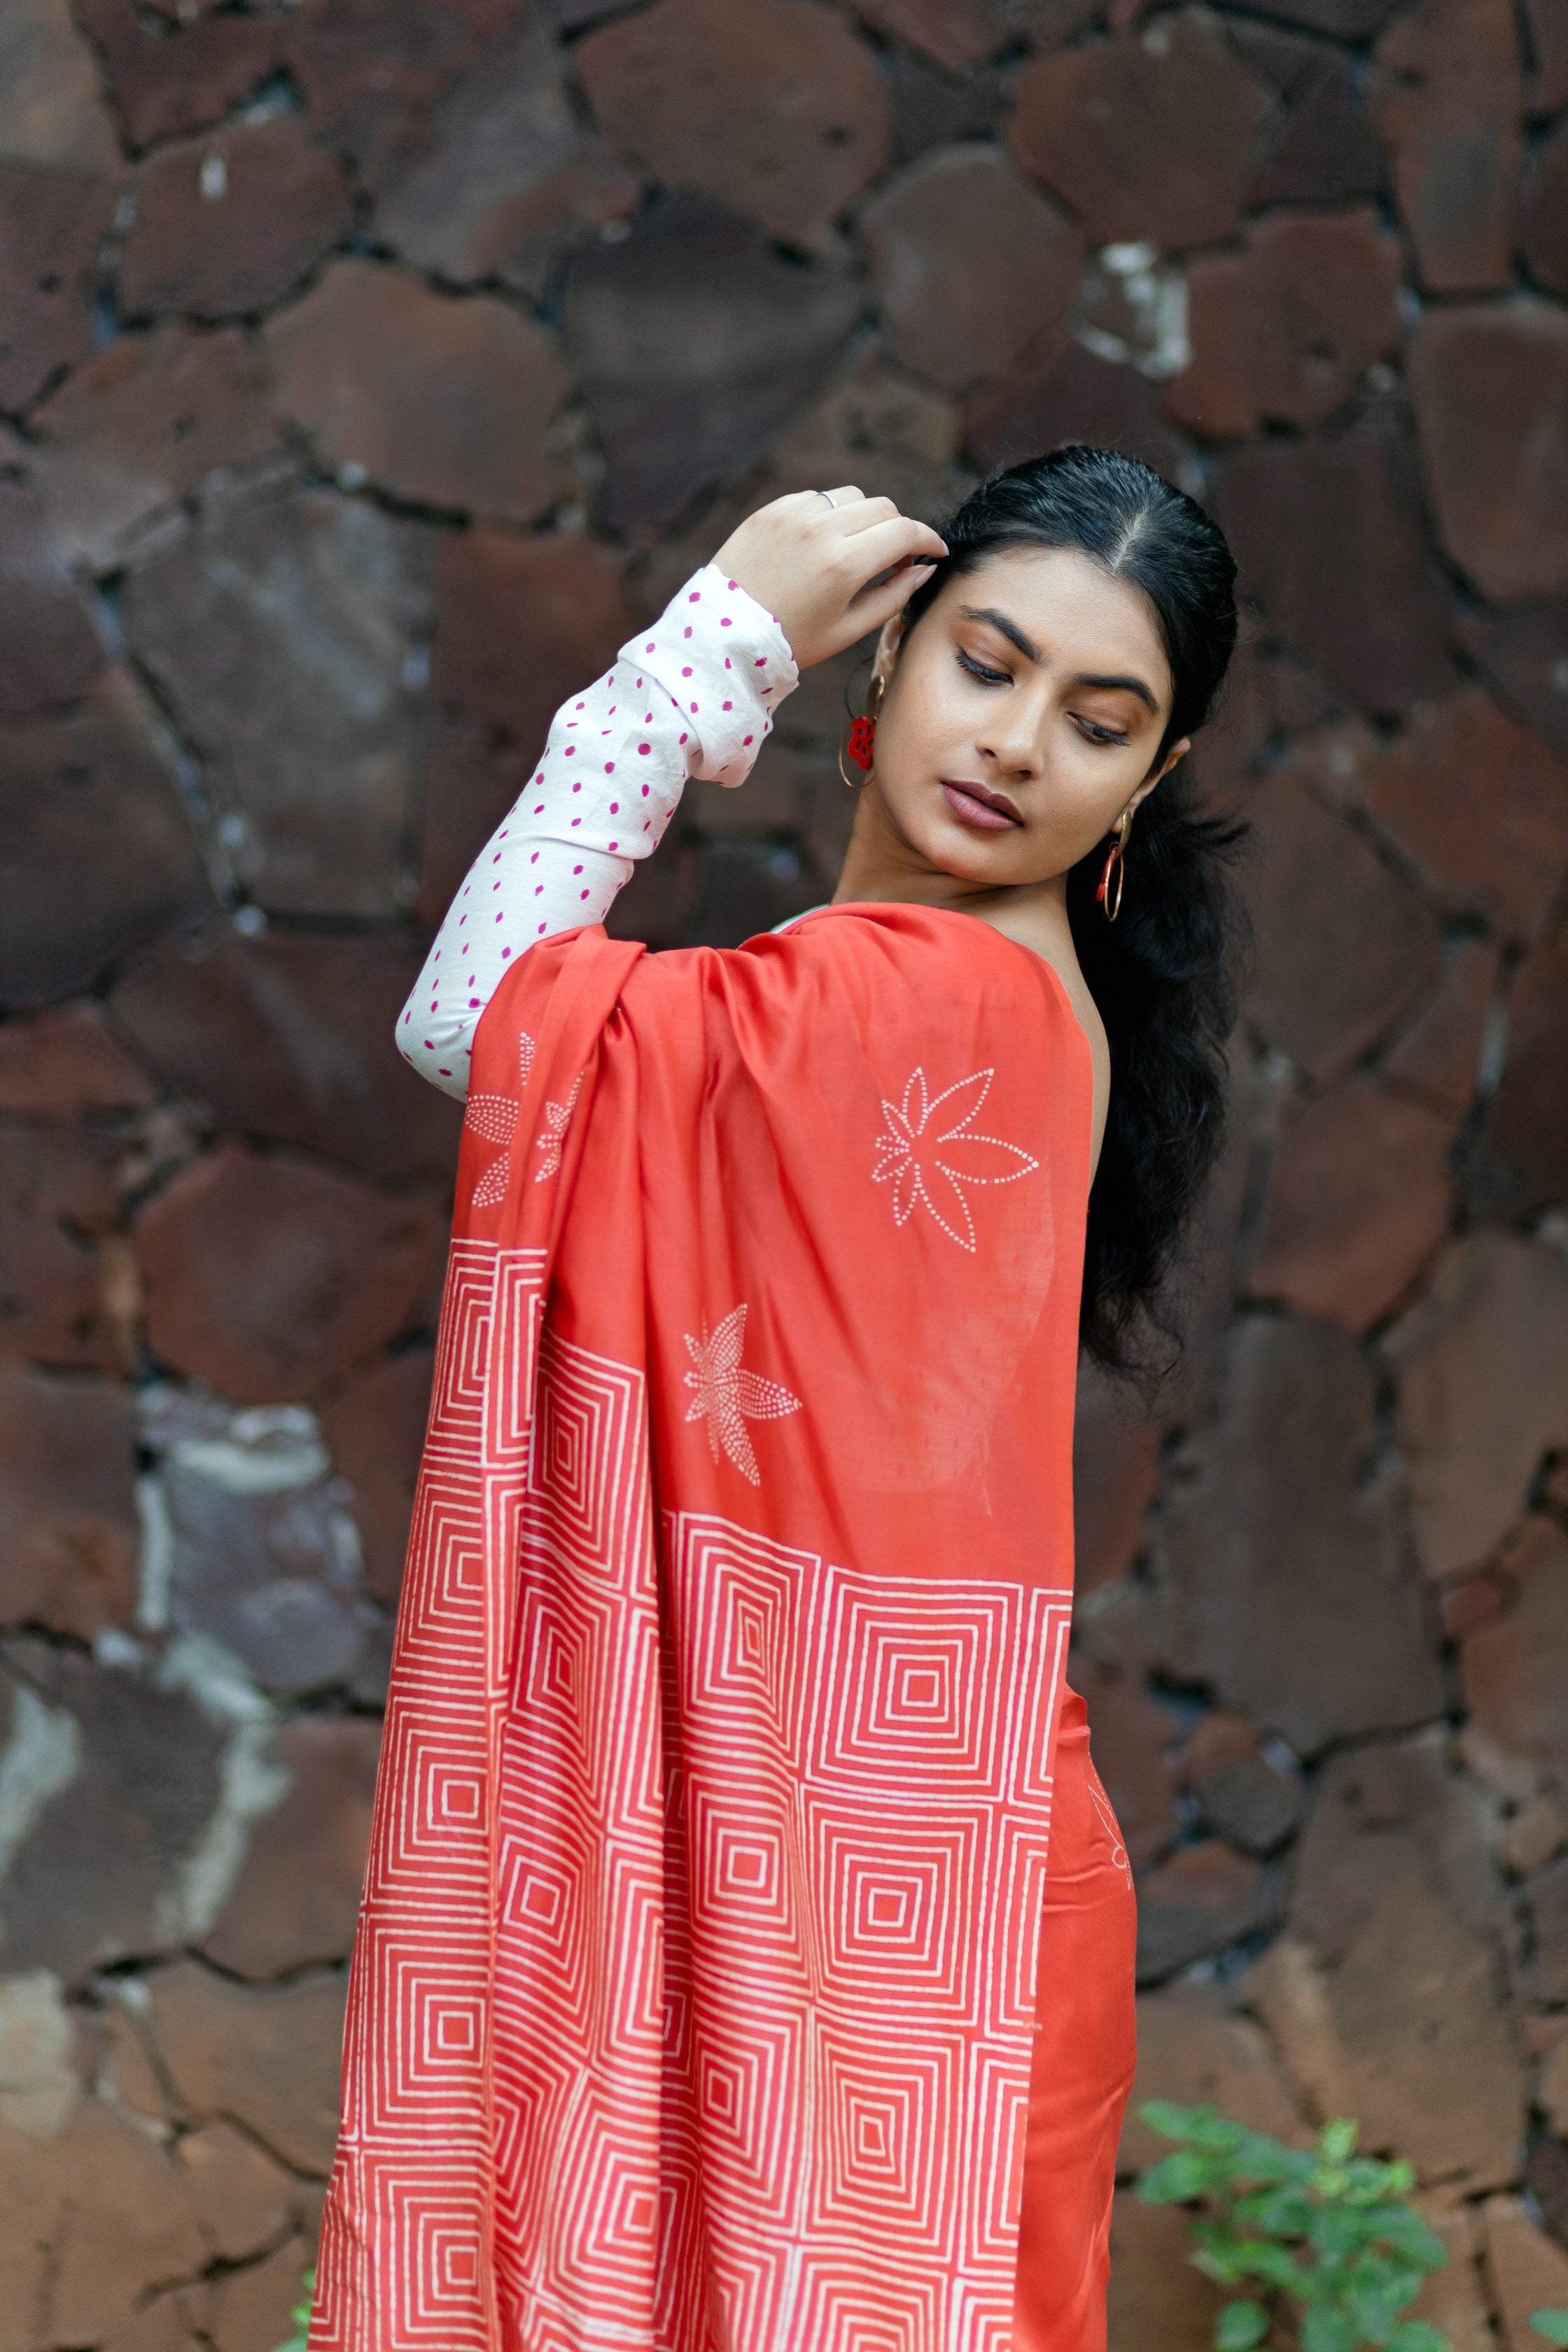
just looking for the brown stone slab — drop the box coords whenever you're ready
[1211,427,1455,713]
[1008,10,1272,251]
[1457,600,1568,760]
[1231,22,1387,209]
[1070,1358,1163,1600]
[0,1004,151,1115]
[1367,688,1568,941]
[136,1144,441,1402]
[1117,1979,1307,2177]
[1385,1228,1568,1580]
[0,1124,124,1371]
[288,0,528,194]
[266,259,566,525]
[0,477,106,715]
[203,1716,382,1980]
[419,528,636,920]
[0,2097,207,2348]
[0,159,111,412]
[964,338,1189,482]
[1460,1516,1568,1801]
[559,194,862,532]
[1381,939,1500,1116]
[0,1363,137,1637]
[1250,1079,1457,1334]
[318,1347,435,1605]
[0,0,120,173]
[1410,300,1568,603]
[1183,1712,1304,1856]
[1523,115,1568,296]
[1167,209,1401,438]
[120,488,433,922]
[1134,1840,1274,1983]
[1483,2194,1568,2348]
[30,325,280,570]
[1153,1315,1443,1755]
[859,144,1083,397]
[1474,934,1568,1216]
[146,1959,346,2174]
[848,0,1097,71]
[178,2118,298,2264]
[374,17,640,298]
[119,117,353,322]
[1525,0,1568,108]
[112,930,462,1184]
[1268,1738,1523,2188]
[578,0,889,249]
[1374,0,1522,295]
[1243,771,1442,1084]
[78,0,280,149]
[0,676,213,1011]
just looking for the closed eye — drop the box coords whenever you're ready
[956,648,1011,685]
[1074,715,1130,747]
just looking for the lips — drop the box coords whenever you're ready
[941,779,1023,832]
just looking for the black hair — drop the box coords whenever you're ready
[899,444,1247,1378]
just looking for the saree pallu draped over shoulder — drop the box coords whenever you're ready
[312,904,1136,2352]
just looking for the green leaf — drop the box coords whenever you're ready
[1530,2313,1568,2346]
[1214,2302,1270,2349]
[1242,2188,1316,2240]
[1245,2240,1311,2295]
[1311,2202,1371,2263]
[1301,2304,1362,2352]
[1139,2099,1204,2144]
[1386,2325,1453,2352]
[271,2266,314,2352]
[1321,2119,1359,2165]
[1137,2150,1212,2204]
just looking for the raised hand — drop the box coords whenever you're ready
[713,488,948,671]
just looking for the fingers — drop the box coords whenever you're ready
[846,556,938,636]
[841,564,940,649]
[838,512,949,582]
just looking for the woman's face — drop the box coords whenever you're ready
[866,545,1189,890]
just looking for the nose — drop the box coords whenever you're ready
[976,701,1046,780]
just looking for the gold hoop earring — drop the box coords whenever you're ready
[838,673,886,790]
[1096,808,1133,922]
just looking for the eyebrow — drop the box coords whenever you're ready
[1072,671,1159,713]
[960,605,1040,662]
[959,608,1159,713]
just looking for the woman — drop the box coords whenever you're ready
[313,448,1241,2352]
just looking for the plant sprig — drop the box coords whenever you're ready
[272,2266,315,2352]
[1136,2105,1451,2352]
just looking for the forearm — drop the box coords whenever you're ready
[398,565,797,1098]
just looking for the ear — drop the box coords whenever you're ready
[1130,735,1191,812]
[872,610,907,687]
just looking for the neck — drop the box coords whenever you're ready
[830,775,1072,944]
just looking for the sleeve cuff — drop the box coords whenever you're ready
[624,565,799,789]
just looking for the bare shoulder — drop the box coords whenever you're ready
[972,899,1111,1168]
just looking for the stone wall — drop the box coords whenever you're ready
[1,0,1565,2344]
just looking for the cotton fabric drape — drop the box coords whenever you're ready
[313,902,1135,2352]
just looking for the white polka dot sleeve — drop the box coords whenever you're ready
[397,565,798,1099]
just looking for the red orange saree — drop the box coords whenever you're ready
[313,903,1136,2352]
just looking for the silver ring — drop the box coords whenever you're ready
[818,489,839,508]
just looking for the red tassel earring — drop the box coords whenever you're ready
[839,675,887,789]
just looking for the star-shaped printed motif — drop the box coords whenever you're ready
[532,1071,584,1182]
[466,1032,536,1208]
[682,1303,802,1486]
[872,1067,1039,1252]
